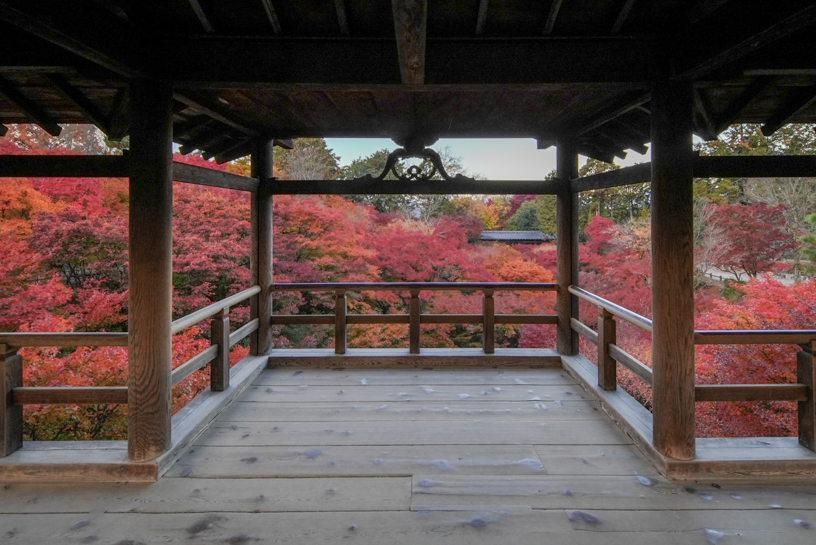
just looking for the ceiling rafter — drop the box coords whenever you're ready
[713,76,774,134]
[679,3,816,80]
[0,75,62,136]
[590,124,648,155]
[174,92,260,136]
[179,129,229,155]
[187,0,215,33]
[391,0,426,85]
[692,88,718,141]
[570,92,651,137]
[259,0,282,34]
[334,0,350,35]
[174,115,212,139]
[687,0,733,25]
[543,0,563,35]
[761,83,816,136]
[106,86,129,140]
[611,0,637,35]
[45,73,111,134]
[475,0,489,35]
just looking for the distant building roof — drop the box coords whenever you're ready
[480,231,554,244]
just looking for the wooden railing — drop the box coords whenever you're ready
[271,282,558,355]
[568,285,816,449]
[0,286,260,457]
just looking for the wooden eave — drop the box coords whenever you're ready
[0,0,815,162]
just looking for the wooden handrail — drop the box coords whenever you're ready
[568,286,653,333]
[12,386,128,405]
[0,332,128,347]
[272,282,557,292]
[694,330,816,345]
[695,384,808,402]
[171,285,261,334]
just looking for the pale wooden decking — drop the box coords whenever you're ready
[1,366,816,544]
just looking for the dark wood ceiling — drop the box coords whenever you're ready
[1,0,815,163]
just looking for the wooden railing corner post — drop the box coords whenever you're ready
[0,343,23,457]
[335,289,347,355]
[483,288,495,354]
[597,308,617,391]
[798,341,816,451]
[210,307,231,392]
[409,289,421,355]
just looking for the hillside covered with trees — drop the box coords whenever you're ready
[1,124,814,441]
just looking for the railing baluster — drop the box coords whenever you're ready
[409,289,421,355]
[335,289,347,355]
[597,307,617,391]
[210,307,230,392]
[483,288,495,354]
[799,341,816,451]
[0,343,22,457]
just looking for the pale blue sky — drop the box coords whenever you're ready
[325,138,651,180]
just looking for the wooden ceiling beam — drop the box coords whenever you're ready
[0,0,148,78]
[391,0,427,85]
[174,92,260,136]
[475,0,489,35]
[45,73,111,134]
[335,0,350,36]
[543,0,563,35]
[0,75,61,136]
[712,76,774,134]
[760,83,816,136]
[590,124,648,155]
[187,0,215,33]
[215,139,256,164]
[259,0,282,34]
[179,130,228,156]
[687,0,732,25]
[174,115,212,140]
[106,86,129,141]
[569,92,650,136]
[202,136,242,160]
[692,88,718,141]
[679,3,816,80]
[611,0,637,35]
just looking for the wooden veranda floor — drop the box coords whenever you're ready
[2,366,816,543]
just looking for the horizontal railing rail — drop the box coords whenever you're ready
[0,332,128,347]
[567,285,816,448]
[271,282,558,355]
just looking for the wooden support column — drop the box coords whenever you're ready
[650,81,696,461]
[335,289,347,355]
[210,308,230,392]
[556,139,579,355]
[251,139,274,355]
[409,289,421,355]
[597,308,617,390]
[128,79,173,462]
[798,341,816,451]
[1,344,22,457]
[483,288,495,354]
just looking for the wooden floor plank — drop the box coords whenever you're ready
[534,445,661,476]
[0,477,410,514]
[166,444,550,477]
[240,383,589,403]
[1,509,815,545]
[196,419,630,447]
[220,399,605,422]
[259,367,575,386]
[410,474,816,510]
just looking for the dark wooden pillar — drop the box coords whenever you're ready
[1,344,22,457]
[128,79,173,462]
[798,341,816,451]
[556,139,579,355]
[251,139,274,355]
[650,81,696,460]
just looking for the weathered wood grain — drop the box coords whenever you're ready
[257,367,575,386]
[556,140,578,355]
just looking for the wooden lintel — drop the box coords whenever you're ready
[187,0,215,33]
[392,0,427,85]
[571,162,650,193]
[0,155,129,178]
[0,75,61,136]
[259,0,282,34]
[543,0,564,35]
[760,84,816,136]
[695,383,809,402]
[611,0,637,35]
[475,0,489,35]
[46,73,111,134]
[12,386,128,405]
[172,161,259,192]
[268,178,562,195]
[334,0,350,35]
[694,155,816,178]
